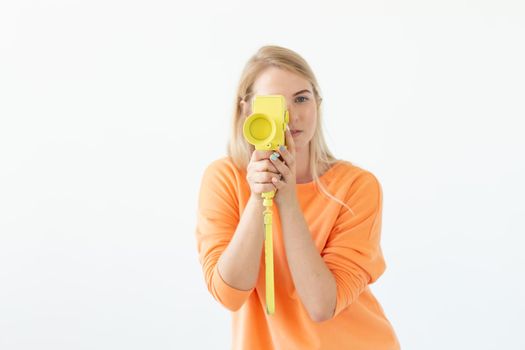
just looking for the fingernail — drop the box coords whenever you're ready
[270,152,279,161]
[279,145,286,151]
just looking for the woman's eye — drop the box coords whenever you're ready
[295,96,309,103]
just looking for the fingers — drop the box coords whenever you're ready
[256,160,279,174]
[253,171,280,184]
[252,182,277,194]
[271,175,283,188]
[275,144,294,170]
[269,152,291,181]
[284,125,295,153]
[249,151,280,173]
[251,150,275,162]
[247,152,281,195]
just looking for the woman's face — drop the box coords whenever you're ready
[242,66,318,152]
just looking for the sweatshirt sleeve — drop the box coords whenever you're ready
[195,159,254,311]
[321,171,386,318]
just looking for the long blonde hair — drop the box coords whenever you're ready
[227,45,354,216]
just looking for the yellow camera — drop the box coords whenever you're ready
[242,94,289,315]
[243,95,289,150]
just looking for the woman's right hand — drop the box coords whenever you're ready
[247,150,281,199]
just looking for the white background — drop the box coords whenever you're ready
[1,1,524,349]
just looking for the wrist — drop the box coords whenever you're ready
[249,193,266,209]
[249,193,261,202]
[276,194,299,211]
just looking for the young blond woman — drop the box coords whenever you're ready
[195,45,400,350]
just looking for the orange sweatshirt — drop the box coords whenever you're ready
[195,156,400,350]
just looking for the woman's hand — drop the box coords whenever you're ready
[246,149,281,200]
[270,126,298,207]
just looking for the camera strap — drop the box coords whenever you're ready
[262,190,276,315]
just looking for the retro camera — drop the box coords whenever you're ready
[243,95,289,150]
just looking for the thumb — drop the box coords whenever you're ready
[271,175,282,188]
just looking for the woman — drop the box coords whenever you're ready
[195,45,400,349]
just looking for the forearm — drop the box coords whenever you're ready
[278,201,337,322]
[217,194,265,291]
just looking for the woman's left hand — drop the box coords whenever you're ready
[270,126,298,207]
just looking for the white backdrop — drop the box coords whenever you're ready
[1,1,524,349]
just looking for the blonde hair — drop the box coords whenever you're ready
[227,45,355,216]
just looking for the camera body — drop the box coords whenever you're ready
[243,95,289,150]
